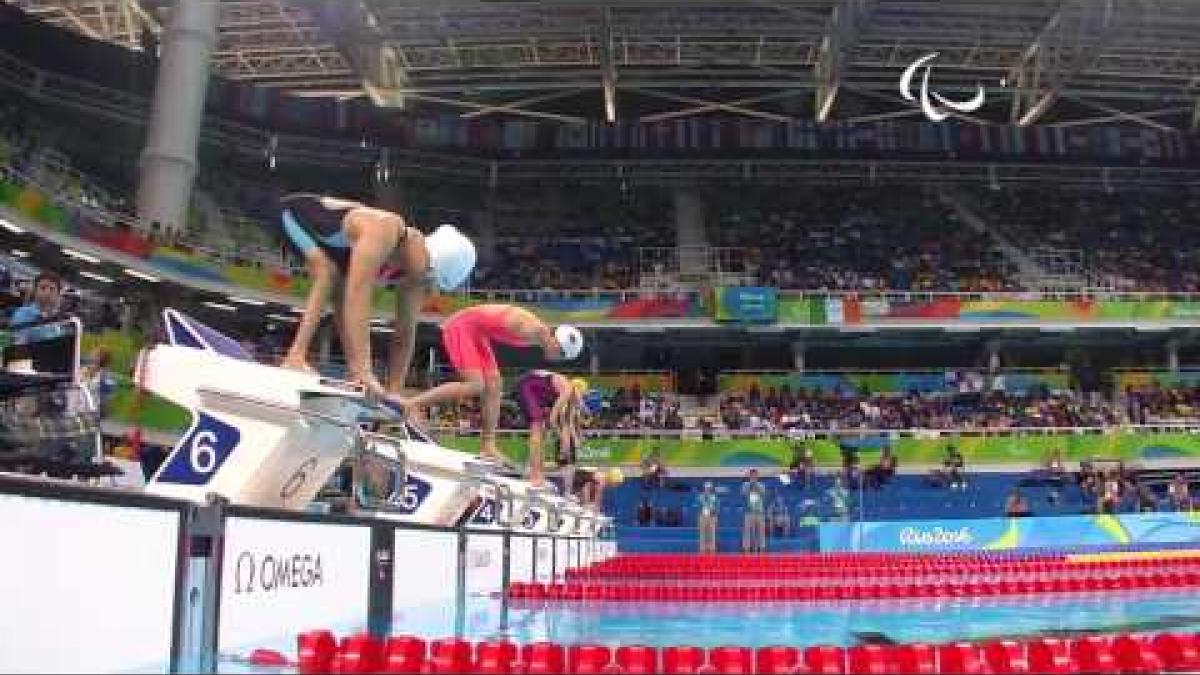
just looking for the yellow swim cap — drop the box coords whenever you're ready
[571,378,590,396]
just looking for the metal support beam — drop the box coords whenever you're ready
[404,92,586,124]
[814,0,872,123]
[60,7,103,40]
[598,8,617,123]
[1058,99,1186,132]
[638,89,801,123]
[633,88,794,123]
[1010,0,1119,126]
[300,0,401,106]
[459,89,585,120]
[845,84,995,127]
[1192,99,1200,132]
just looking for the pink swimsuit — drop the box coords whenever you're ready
[440,305,530,377]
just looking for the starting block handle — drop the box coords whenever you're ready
[351,449,411,513]
[356,433,408,480]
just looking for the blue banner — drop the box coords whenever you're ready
[715,286,779,323]
[819,512,1200,552]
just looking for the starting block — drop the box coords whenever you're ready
[140,310,588,532]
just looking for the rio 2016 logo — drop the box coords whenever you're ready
[900,52,986,122]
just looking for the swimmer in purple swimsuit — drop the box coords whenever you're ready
[516,370,588,488]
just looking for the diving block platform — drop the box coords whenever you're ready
[139,310,566,531]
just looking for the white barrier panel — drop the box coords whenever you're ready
[218,517,370,655]
[599,541,618,561]
[534,538,554,583]
[465,533,505,636]
[554,538,570,581]
[392,528,458,637]
[510,536,534,583]
[466,534,505,598]
[0,494,180,674]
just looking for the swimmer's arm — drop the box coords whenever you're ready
[284,251,336,369]
[386,284,423,394]
[534,325,561,360]
[549,387,572,430]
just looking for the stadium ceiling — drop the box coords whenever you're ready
[8,0,1200,129]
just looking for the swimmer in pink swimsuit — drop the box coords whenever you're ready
[516,370,588,487]
[397,304,585,469]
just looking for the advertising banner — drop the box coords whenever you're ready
[778,293,1200,327]
[442,430,1200,468]
[219,517,370,655]
[0,494,181,674]
[715,286,779,323]
[719,370,1069,397]
[820,512,1200,553]
[392,528,458,637]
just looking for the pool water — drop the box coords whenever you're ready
[465,590,1200,648]
[210,589,1200,673]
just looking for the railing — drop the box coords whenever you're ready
[778,289,1200,302]
[432,424,1200,440]
[720,367,1068,375]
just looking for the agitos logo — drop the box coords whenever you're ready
[900,52,985,122]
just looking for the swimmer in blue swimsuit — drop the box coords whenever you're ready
[276,194,476,399]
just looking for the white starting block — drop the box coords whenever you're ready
[139,310,567,530]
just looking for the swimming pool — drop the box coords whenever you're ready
[208,588,1200,673]
[464,590,1200,648]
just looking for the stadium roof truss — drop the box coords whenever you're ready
[7,0,1200,129]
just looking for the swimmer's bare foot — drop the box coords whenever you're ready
[383,395,421,420]
[280,356,316,373]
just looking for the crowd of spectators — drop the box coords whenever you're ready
[975,186,1200,292]
[1124,384,1200,424]
[711,185,1019,292]
[718,387,1122,432]
[423,379,1200,435]
[9,94,1200,295]
[430,384,684,432]
[471,184,672,289]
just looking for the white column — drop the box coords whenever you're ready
[136,0,219,234]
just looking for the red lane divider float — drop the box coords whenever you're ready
[567,553,1200,582]
[290,630,1200,674]
[509,570,1200,603]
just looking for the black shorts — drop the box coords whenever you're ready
[279,193,354,270]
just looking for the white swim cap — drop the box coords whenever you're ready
[555,325,584,360]
[424,224,477,291]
